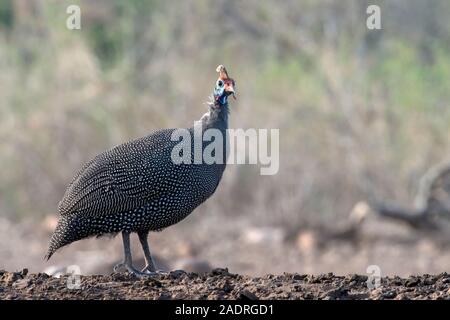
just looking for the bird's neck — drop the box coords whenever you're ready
[193,99,229,168]
[203,100,229,131]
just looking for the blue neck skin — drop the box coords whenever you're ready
[217,94,228,105]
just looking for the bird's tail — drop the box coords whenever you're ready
[44,215,78,260]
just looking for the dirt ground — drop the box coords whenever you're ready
[5,212,450,278]
[1,268,450,300]
[3,209,450,301]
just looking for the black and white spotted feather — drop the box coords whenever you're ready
[46,97,229,260]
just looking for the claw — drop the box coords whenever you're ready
[155,269,170,275]
[114,261,150,277]
[141,264,156,274]
[140,266,169,276]
[113,262,125,272]
[125,266,149,278]
[141,270,158,276]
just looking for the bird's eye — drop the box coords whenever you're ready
[217,80,224,87]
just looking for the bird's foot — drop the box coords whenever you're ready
[114,261,149,278]
[113,261,126,272]
[141,266,169,276]
[155,269,170,275]
[140,264,156,274]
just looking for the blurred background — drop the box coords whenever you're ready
[2,0,450,277]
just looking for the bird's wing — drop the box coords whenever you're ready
[58,129,176,217]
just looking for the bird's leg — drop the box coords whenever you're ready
[113,231,146,277]
[138,231,158,274]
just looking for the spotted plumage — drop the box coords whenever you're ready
[46,65,236,275]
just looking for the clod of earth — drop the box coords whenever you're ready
[1,269,450,300]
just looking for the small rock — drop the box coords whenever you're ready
[172,293,187,299]
[143,278,162,288]
[187,272,199,279]
[308,276,321,284]
[303,292,315,299]
[211,268,229,276]
[13,279,30,290]
[157,292,172,300]
[293,284,303,292]
[37,273,50,280]
[345,274,367,283]
[170,270,187,279]
[369,288,383,298]
[110,273,130,282]
[405,279,419,287]
[3,272,22,285]
[440,277,450,284]
[423,277,437,286]
[322,288,349,300]
[222,280,233,293]
[382,291,397,299]
[238,289,259,300]
[292,274,306,281]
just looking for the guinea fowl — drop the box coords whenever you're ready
[46,65,236,276]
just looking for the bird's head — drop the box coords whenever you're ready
[213,65,236,105]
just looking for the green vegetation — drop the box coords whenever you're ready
[1,0,450,229]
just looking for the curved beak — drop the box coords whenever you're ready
[225,84,237,99]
